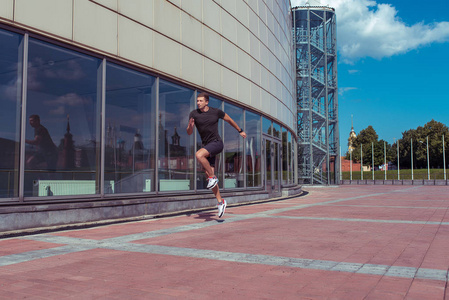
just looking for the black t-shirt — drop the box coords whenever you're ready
[189,107,225,145]
[34,125,57,154]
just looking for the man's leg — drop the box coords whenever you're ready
[206,167,226,218]
[196,148,214,177]
[205,166,222,204]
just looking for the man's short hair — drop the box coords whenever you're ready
[29,114,40,121]
[197,92,209,102]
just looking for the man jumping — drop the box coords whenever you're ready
[187,92,246,217]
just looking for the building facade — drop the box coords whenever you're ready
[0,0,299,233]
[293,5,339,185]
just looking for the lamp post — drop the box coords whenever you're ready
[411,138,413,180]
[396,139,400,180]
[443,134,446,180]
[350,149,352,181]
[361,144,363,180]
[420,138,430,180]
[426,136,430,180]
[384,141,387,180]
[372,142,374,180]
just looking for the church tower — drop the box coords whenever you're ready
[348,115,357,153]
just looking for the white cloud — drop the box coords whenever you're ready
[339,87,357,95]
[291,0,449,63]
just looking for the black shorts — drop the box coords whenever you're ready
[203,140,224,167]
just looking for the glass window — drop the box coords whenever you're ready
[273,122,281,139]
[282,127,288,185]
[104,63,156,194]
[223,103,244,188]
[25,38,101,197]
[262,117,272,135]
[288,131,293,184]
[196,96,223,190]
[0,29,23,198]
[245,111,261,187]
[158,80,194,191]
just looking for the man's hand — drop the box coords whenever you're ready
[240,131,247,138]
[186,118,195,135]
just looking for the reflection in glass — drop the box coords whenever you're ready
[196,97,223,190]
[282,127,288,185]
[245,111,261,187]
[273,123,281,139]
[262,117,272,135]
[158,80,194,191]
[104,63,156,194]
[273,141,280,192]
[224,103,244,188]
[265,139,272,193]
[288,131,293,184]
[25,38,101,196]
[0,29,22,198]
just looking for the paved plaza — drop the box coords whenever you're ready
[1,185,449,299]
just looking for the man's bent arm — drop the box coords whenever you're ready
[223,114,247,138]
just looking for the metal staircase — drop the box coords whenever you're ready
[293,6,340,184]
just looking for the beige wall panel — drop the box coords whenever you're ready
[249,33,259,61]
[204,58,221,94]
[260,90,271,115]
[203,26,221,64]
[118,16,153,68]
[250,82,261,111]
[221,39,237,72]
[220,10,236,44]
[118,0,154,28]
[237,49,251,79]
[236,22,250,53]
[203,0,220,34]
[258,2,267,24]
[260,67,269,91]
[181,0,202,22]
[181,47,203,87]
[250,59,260,85]
[235,0,249,27]
[167,0,181,7]
[153,33,181,78]
[258,20,268,46]
[93,0,117,10]
[15,0,72,40]
[269,74,278,96]
[248,8,258,38]
[220,0,236,16]
[73,0,117,54]
[238,76,251,106]
[271,95,279,121]
[247,0,258,14]
[221,68,237,100]
[154,0,180,42]
[260,45,269,69]
[0,0,13,20]
[181,12,202,53]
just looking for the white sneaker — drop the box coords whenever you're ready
[217,199,227,218]
[207,176,219,189]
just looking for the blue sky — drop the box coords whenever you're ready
[291,0,449,152]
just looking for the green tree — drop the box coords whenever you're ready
[398,120,449,169]
[345,126,393,168]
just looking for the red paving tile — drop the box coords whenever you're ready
[51,216,207,240]
[0,185,448,299]
[0,239,63,256]
[278,205,445,222]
